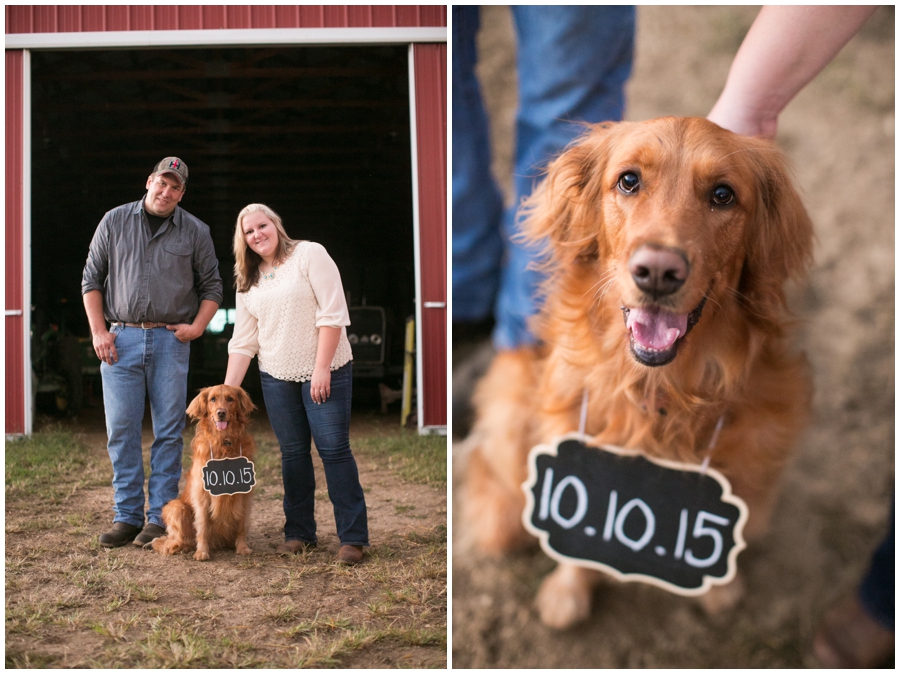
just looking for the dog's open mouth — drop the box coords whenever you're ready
[216,420,228,431]
[622,296,706,367]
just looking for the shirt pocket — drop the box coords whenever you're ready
[162,239,193,257]
[156,237,195,312]
[160,238,193,278]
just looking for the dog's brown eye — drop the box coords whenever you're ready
[210,396,216,402]
[712,185,735,206]
[227,396,234,403]
[618,172,640,194]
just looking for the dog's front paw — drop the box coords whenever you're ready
[151,536,181,555]
[699,573,745,614]
[236,544,252,555]
[193,549,210,561]
[535,564,598,630]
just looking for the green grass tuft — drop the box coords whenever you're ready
[6,429,106,500]
[354,432,446,487]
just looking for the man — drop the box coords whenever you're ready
[82,157,223,548]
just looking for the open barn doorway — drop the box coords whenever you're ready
[30,45,415,417]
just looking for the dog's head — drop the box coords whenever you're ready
[523,116,814,367]
[186,385,256,431]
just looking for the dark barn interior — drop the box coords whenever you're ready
[30,45,416,415]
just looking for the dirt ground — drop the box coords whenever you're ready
[7,403,447,668]
[451,6,894,668]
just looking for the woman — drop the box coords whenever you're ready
[225,203,368,564]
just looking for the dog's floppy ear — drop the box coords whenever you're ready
[520,121,617,266]
[186,388,210,421]
[233,386,256,424]
[739,140,815,324]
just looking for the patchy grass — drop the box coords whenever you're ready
[5,428,107,501]
[354,431,447,487]
[6,418,446,668]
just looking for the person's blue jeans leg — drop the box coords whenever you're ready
[101,325,147,528]
[305,363,369,546]
[101,326,190,528]
[858,504,894,630]
[260,363,369,546]
[145,327,189,528]
[260,370,319,544]
[452,5,506,324]
[493,6,636,350]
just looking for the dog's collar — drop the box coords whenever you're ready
[209,442,243,461]
[578,389,726,474]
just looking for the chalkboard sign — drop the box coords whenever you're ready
[522,434,748,596]
[202,457,256,496]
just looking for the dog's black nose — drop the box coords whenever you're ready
[629,245,688,297]
[216,409,227,420]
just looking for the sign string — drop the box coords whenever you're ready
[578,389,590,439]
[578,390,726,475]
[700,415,726,476]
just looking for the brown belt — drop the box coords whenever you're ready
[112,321,169,329]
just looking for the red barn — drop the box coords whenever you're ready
[6,5,446,435]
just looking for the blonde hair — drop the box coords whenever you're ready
[233,203,299,293]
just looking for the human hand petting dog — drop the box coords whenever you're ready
[707,6,877,139]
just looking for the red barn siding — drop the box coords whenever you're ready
[5,5,446,32]
[6,50,26,435]
[413,42,447,428]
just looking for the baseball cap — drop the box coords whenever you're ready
[152,157,189,185]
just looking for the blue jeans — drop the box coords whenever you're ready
[858,504,894,630]
[452,6,635,349]
[259,362,369,547]
[100,326,190,528]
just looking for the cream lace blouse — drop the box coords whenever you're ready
[228,241,353,382]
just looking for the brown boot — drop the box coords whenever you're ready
[99,522,142,548]
[813,594,894,668]
[133,523,166,548]
[276,540,316,555]
[337,545,363,565]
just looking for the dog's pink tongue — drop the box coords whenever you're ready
[216,421,228,431]
[626,307,688,350]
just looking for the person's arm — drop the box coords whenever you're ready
[168,219,225,341]
[167,298,219,342]
[84,289,118,365]
[306,243,351,405]
[708,6,878,138]
[225,292,259,388]
[310,327,341,404]
[225,352,253,388]
[82,212,117,363]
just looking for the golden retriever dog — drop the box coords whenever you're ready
[152,385,257,561]
[462,117,814,629]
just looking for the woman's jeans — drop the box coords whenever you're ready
[100,325,189,528]
[260,362,369,547]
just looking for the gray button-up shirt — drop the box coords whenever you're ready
[81,197,223,324]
